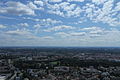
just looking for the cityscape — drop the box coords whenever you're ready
[1,47,120,80]
[0,0,120,80]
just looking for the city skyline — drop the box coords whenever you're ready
[0,0,120,47]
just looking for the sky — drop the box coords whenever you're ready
[0,0,120,47]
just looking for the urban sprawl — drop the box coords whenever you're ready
[0,47,120,80]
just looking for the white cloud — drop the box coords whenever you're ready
[45,0,120,26]
[23,17,62,25]
[80,26,102,31]
[92,0,107,5]
[70,32,86,36]
[41,36,54,39]
[27,2,43,10]
[102,0,113,15]
[42,18,62,24]
[105,29,120,40]
[44,25,75,32]
[89,29,103,34]
[47,2,82,17]
[4,29,41,40]
[68,0,84,2]
[80,26,105,35]
[114,2,120,12]
[5,29,31,36]
[34,24,42,34]
[0,29,56,46]
[0,1,35,16]
[38,0,113,26]
[34,24,41,28]
[34,0,44,6]
[89,28,120,43]
[83,0,120,26]
[89,34,101,37]
[33,18,62,34]
[66,6,82,17]
[95,0,119,26]
[55,32,70,38]
[48,0,62,3]
[0,15,19,20]
[0,24,7,29]
[79,26,107,38]
[34,18,63,33]
[55,32,86,38]
[25,18,63,34]
[18,23,29,27]
[53,28,120,46]
[27,2,38,9]
[2,0,118,27]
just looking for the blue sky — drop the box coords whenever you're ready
[0,0,120,47]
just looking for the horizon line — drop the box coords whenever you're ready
[0,46,120,48]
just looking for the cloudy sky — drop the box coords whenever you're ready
[0,0,120,47]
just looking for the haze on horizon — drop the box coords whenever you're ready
[0,0,120,47]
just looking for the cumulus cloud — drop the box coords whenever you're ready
[89,29,103,34]
[18,23,29,27]
[23,17,62,25]
[83,0,120,26]
[33,18,63,33]
[42,18,62,24]
[80,26,105,35]
[0,24,7,29]
[27,2,43,10]
[4,29,42,40]
[34,0,44,6]
[34,24,41,28]
[80,26,103,31]
[47,2,82,17]
[68,0,84,2]
[55,32,86,38]
[48,0,62,3]
[0,1,35,16]
[54,28,120,46]
[55,32,70,38]
[87,28,120,45]
[114,2,120,12]
[46,0,120,26]
[89,34,101,37]
[32,18,63,34]
[41,36,54,39]
[44,25,75,32]
[5,29,31,36]
[2,0,118,26]
[27,2,38,9]
[70,32,86,36]
[92,0,107,5]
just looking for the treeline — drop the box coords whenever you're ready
[60,58,120,67]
